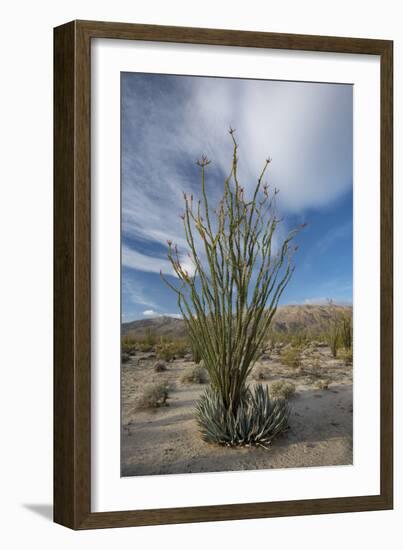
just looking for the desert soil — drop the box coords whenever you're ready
[121,345,353,477]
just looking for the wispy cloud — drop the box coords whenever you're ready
[121,73,353,318]
[142,309,182,319]
[142,309,158,317]
[122,245,172,275]
[122,277,160,310]
[122,75,352,250]
[316,221,352,253]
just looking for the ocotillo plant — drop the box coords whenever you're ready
[339,313,352,350]
[327,325,340,358]
[162,129,300,416]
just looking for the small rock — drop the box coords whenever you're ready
[154,360,167,372]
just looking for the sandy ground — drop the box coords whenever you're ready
[121,346,353,476]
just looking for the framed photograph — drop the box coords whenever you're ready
[54,20,393,529]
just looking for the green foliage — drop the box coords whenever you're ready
[339,314,352,350]
[195,384,289,447]
[270,380,296,399]
[325,302,353,358]
[122,336,136,354]
[280,347,301,369]
[162,129,299,414]
[135,341,155,352]
[290,332,309,348]
[252,366,269,380]
[155,340,187,361]
[180,365,208,384]
[136,383,169,409]
[190,339,202,364]
[327,325,340,358]
[144,328,157,347]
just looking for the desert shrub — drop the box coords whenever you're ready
[173,340,188,358]
[291,332,309,348]
[155,340,187,361]
[121,353,131,364]
[144,328,157,347]
[190,339,202,364]
[339,314,352,350]
[180,365,208,384]
[270,380,296,399]
[339,348,353,365]
[316,378,331,390]
[327,325,340,358]
[136,341,155,352]
[196,384,289,447]
[280,347,301,369]
[325,303,353,357]
[122,343,135,354]
[252,366,269,380]
[155,343,174,361]
[122,336,136,354]
[162,129,300,420]
[136,382,169,409]
[153,360,167,372]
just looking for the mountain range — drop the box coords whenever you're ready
[122,304,352,340]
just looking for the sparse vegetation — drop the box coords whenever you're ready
[325,301,353,358]
[190,340,202,364]
[136,382,170,409]
[180,365,208,384]
[327,324,340,358]
[121,305,353,474]
[280,347,301,369]
[144,328,157,347]
[252,366,269,380]
[339,347,353,365]
[153,360,167,372]
[270,380,296,399]
[291,332,309,348]
[155,340,187,361]
[316,378,331,390]
[339,314,353,350]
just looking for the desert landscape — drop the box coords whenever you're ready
[121,304,353,477]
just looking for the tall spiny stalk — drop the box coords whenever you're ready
[161,129,300,415]
[339,313,352,350]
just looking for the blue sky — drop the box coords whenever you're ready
[121,73,353,322]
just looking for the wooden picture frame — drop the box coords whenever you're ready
[54,19,393,529]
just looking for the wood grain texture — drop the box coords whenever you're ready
[54,20,393,530]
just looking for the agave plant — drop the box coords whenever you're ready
[195,384,290,448]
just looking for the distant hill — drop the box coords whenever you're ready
[122,315,188,339]
[122,304,352,340]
